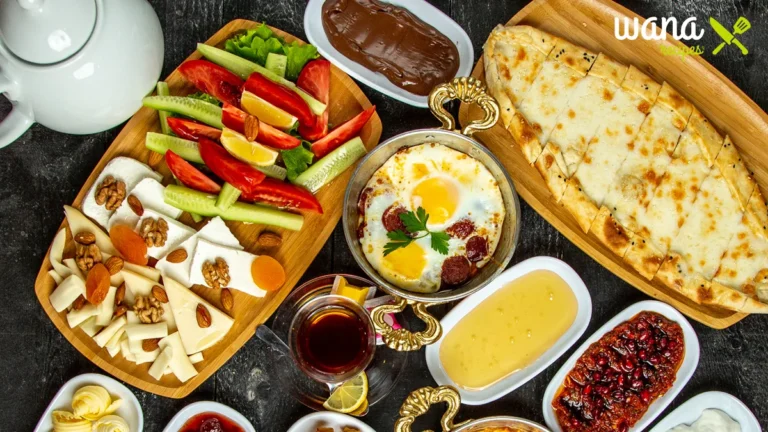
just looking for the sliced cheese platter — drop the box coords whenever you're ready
[34,19,382,398]
[458,0,768,328]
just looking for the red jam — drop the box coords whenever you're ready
[552,311,685,432]
[179,412,245,432]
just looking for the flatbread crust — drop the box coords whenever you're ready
[623,234,665,280]
[534,142,569,201]
[745,187,768,239]
[714,136,757,211]
[590,206,633,257]
[686,108,723,167]
[561,177,599,233]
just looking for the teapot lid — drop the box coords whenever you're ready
[0,0,96,64]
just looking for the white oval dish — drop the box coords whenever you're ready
[649,391,760,432]
[162,401,256,432]
[426,256,593,405]
[33,373,143,432]
[287,411,376,432]
[303,0,474,107]
[542,300,700,432]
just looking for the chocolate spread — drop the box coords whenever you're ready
[321,0,460,96]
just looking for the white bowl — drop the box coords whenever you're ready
[33,373,143,432]
[304,0,474,107]
[287,411,376,432]
[426,256,593,405]
[542,300,700,432]
[162,401,255,432]
[649,391,760,432]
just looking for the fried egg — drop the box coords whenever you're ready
[358,143,505,293]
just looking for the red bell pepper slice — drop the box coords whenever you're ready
[240,177,323,214]
[221,103,300,149]
[166,117,222,141]
[310,106,376,158]
[198,138,265,194]
[244,72,315,127]
[297,59,330,141]
[165,150,221,194]
[179,59,243,107]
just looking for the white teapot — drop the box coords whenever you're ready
[0,0,164,148]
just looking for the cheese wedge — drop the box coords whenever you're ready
[50,228,72,279]
[50,275,86,312]
[149,346,174,380]
[67,303,99,328]
[95,287,117,326]
[93,316,127,347]
[160,332,198,383]
[79,316,103,337]
[64,205,118,255]
[121,270,176,332]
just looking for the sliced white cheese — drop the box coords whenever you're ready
[50,274,86,312]
[108,178,183,230]
[95,286,117,326]
[48,270,64,285]
[94,316,127,347]
[50,228,72,279]
[107,343,120,358]
[64,205,118,255]
[124,322,168,341]
[149,345,174,380]
[189,239,266,297]
[121,270,176,332]
[106,327,126,350]
[135,209,196,259]
[188,352,204,364]
[79,316,103,337]
[156,217,242,286]
[126,310,140,324]
[164,277,234,355]
[67,304,99,328]
[120,337,135,362]
[160,332,198,383]
[63,258,85,281]
[134,348,160,365]
[81,157,162,228]
[128,338,144,355]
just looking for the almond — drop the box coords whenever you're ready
[257,231,282,248]
[244,114,260,141]
[104,256,124,275]
[113,304,128,318]
[148,151,163,168]
[220,288,234,312]
[115,283,126,305]
[72,295,86,311]
[74,231,96,245]
[127,194,144,216]
[152,285,168,303]
[142,338,160,352]
[196,304,212,328]
[166,248,188,263]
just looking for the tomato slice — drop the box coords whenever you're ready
[244,72,315,127]
[198,137,265,194]
[240,177,323,214]
[221,103,300,149]
[178,59,243,107]
[310,106,376,158]
[166,117,222,141]
[165,150,221,194]
[297,59,330,141]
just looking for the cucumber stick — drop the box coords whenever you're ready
[294,137,367,193]
[145,133,203,164]
[156,82,172,135]
[143,96,223,128]
[196,43,326,115]
[165,184,304,231]
[255,164,287,181]
[265,53,287,78]
[215,183,241,211]
[172,177,203,223]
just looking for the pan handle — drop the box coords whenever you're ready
[394,385,470,432]
[428,76,500,137]
[370,296,441,351]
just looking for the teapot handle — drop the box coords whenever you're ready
[0,71,33,149]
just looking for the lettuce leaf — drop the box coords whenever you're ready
[187,92,221,107]
[282,42,319,81]
[282,141,314,181]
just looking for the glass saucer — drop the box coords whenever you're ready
[260,274,409,412]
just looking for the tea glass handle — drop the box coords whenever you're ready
[370,296,441,351]
[0,71,33,149]
[394,385,470,432]
[428,76,500,137]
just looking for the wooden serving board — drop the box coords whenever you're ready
[459,0,768,329]
[33,19,382,398]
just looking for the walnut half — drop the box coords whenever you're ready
[203,258,230,289]
[75,242,102,272]
[133,295,165,323]
[139,217,168,248]
[95,175,126,211]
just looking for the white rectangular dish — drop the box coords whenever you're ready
[426,256,593,405]
[33,373,144,432]
[162,401,255,432]
[542,300,700,432]
[649,391,760,432]
[304,0,474,107]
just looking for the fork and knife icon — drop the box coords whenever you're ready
[710,16,751,55]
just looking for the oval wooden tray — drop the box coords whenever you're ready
[459,0,768,329]
[33,19,382,398]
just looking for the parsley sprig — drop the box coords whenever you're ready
[383,207,450,256]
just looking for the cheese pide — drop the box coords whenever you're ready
[484,24,768,313]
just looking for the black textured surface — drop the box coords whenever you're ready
[2,1,767,431]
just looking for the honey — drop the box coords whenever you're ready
[439,270,577,390]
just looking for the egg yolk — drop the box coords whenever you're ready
[384,241,426,280]
[412,177,459,225]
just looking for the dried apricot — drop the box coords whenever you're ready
[86,263,111,305]
[109,224,148,265]
[251,255,285,291]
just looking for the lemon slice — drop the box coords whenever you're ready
[241,90,297,130]
[349,398,369,417]
[332,275,369,306]
[220,128,279,166]
[323,371,368,413]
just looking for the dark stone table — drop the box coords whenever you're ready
[2,0,766,430]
